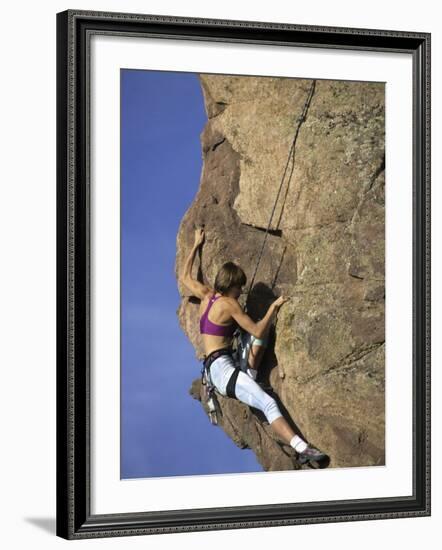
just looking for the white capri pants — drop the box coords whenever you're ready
[208,352,283,425]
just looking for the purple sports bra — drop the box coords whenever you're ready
[200,293,236,337]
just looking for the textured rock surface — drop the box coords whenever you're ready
[175,74,385,470]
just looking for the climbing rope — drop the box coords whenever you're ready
[245,79,316,308]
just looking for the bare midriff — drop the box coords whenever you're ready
[201,333,234,358]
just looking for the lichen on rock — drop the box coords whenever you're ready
[175,74,385,470]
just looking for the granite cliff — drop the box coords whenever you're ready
[175,74,385,470]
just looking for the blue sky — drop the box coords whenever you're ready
[121,69,262,478]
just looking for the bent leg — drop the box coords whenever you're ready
[209,354,308,450]
[246,332,268,377]
[248,343,265,369]
[234,370,282,424]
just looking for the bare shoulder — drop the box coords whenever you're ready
[222,296,242,311]
[198,287,215,314]
[200,287,215,302]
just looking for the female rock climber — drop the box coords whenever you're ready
[179,227,326,465]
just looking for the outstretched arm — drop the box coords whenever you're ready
[179,228,212,300]
[227,296,289,339]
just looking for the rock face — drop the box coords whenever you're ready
[175,74,385,470]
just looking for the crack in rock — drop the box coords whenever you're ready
[211,137,226,151]
[241,221,283,237]
[303,341,385,384]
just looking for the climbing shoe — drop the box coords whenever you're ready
[297,445,327,465]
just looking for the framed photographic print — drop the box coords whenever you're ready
[56,9,431,539]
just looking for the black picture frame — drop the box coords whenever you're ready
[56,9,431,540]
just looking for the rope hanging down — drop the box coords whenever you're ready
[245,79,316,308]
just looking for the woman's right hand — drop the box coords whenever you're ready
[273,295,290,308]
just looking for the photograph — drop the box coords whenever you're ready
[56,9,430,539]
[2,0,440,546]
[121,70,385,478]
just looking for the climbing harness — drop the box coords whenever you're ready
[232,80,317,368]
[201,347,235,425]
[200,365,219,425]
